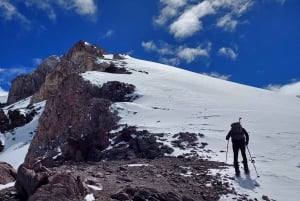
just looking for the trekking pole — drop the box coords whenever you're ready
[225,140,229,163]
[246,146,260,178]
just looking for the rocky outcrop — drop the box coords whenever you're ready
[24,74,122,166]
[31,40,107,103]
[7,55,60,105]
[99,126,174,161]
[28,173,85,201]
[0,162,17,184]
[15,165,85,201]
[0,107,38,135]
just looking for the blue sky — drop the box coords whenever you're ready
[0,0,299,96]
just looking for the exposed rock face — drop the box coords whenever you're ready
[25,74,121,165]
[0,162,17,184]
[7,55,60,105]
[31,40,110,103]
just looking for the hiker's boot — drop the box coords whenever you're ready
[234,162,240,176]
[243,161,249,174]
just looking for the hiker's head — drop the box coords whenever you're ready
[231,122,240,128]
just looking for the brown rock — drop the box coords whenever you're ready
[7,55,59,105]
[14,164,49,198]
[0,162,17,184]
[28,173,85,201]
[31,40,108,103]
[24,74,119,165]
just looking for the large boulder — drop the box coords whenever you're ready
[28,173,85,201]
[0,162,17,184]
[7,55,59,105]
[15,164,49,198]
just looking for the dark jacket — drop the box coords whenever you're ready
[226,125,249,145]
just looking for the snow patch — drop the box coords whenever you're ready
[127,163,152,167]
[87,184,102,191]
[0,182,14,190]
[84,193,95,201]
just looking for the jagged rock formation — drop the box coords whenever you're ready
[24,74,134,165]
[0,162,17,184]
[31,40,129,103]
[7,56,60,105]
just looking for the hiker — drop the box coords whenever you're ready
[226,121,249,176]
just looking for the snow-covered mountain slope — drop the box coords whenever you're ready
[0,97,46,169]
[82,56,300,201]
[0,55,299,200]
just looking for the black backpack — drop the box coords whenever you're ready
[230,122,245,141]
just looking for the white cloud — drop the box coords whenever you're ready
[216,14,238,31]
[142,40,211,64]
[72,0,97,16]
[142,41,157,52]
[267,81,300,97]
[154,0,187,25]
[169,1,215,39]
[276,0,286,5]
[0,0,97,24]
[101,29,115,39]
[155,0,255,39]
[217,47,238,60]
[159,57,181,66]
[1,67,33,75]
[32,58,43,66]
[0,1,31,25]
[141,41,173,55]
[203,72,231,80]
[177,43,211,63]
[105,30,114,37]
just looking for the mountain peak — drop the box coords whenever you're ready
[64,40,107,61]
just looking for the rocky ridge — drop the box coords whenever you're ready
[7,55,60,105]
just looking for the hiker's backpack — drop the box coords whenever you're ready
[230,122,245,141]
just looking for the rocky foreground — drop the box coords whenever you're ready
[1,156,238,201]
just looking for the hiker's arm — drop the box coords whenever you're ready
[226,131,231,140]
[244,128,249,145]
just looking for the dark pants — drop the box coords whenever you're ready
[232,140,249,174]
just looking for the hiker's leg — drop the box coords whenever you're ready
[241,144,249,173]
[233,142,240,175]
